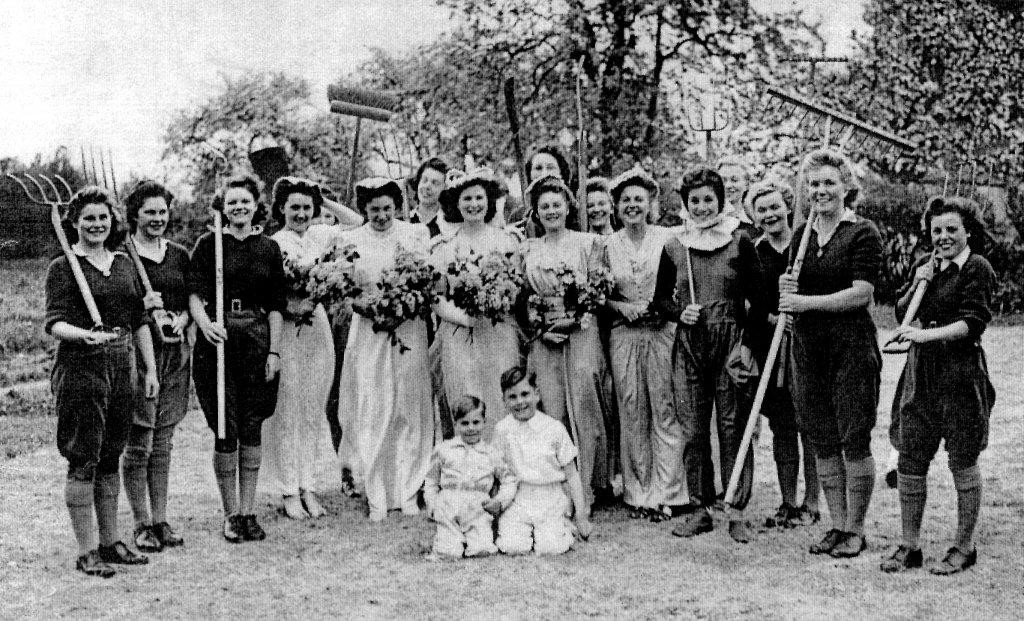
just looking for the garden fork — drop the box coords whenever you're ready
[6,172,105,328]
[686,93,730,163]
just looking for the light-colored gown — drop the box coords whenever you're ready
[605,225,686,510]
[430,226,523,440]
[262,225,340,496]
[521,231,613,508]
[336,220,434,515]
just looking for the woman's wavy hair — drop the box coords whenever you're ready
[124,180,175,233]
[526,144,572,185]
[677,166,726,214]
[63,186,124,248]
[210,173,268,224]
[745,178,796,226]
[271,176,324,225]
[527,175,580,232]
[922,195,988,255]
[797,148,861,210]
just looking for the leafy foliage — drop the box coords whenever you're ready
[355,0,821,184]
[834,0,1024,177]
[161,73,359,246]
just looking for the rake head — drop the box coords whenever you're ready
[764,87,917,159]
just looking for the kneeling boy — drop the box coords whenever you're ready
[494,366,593,555]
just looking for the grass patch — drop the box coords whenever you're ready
[0,387,54,459]
[1,258,52,385]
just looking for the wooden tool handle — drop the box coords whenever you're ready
[575,60,589,233]
[123,236,155,294]
[213,211,226,440]
[50,205,105,328]
[724,210,818,506]
[882,276,930,354]
[503,77,529,203]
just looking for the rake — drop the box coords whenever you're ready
[721,91,918,516]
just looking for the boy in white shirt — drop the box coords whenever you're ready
[493,366,593,555]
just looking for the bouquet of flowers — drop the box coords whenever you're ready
[308,242,362,315]
[527,263,615,334]
[361,246,440,352]
[282,243,361,329]
[446,250,525,327]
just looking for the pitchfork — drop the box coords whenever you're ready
[6,171,107,329]
[686,94,731,163]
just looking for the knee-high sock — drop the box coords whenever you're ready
[952,465,982,552]
[776,460,799,508]
[66,478,97,555]
[93,472,121,547]
[897,472,927,549]
[816,454,847,531]
[213,451,239,517]
[844,454,875,536]
[149,426,175,524]
[122,441,151,527]
[800,437,820,508]
[238,444,261,515]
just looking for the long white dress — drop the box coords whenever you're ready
[336,220,435,516]
[261,225,341,496]
[430,226,523,440]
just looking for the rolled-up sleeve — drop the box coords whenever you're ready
[957,258,995,340]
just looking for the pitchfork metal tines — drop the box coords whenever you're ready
[764,87,917,158]
[6,171,106,328]
[80,146,121,199]
[686,95,731,163]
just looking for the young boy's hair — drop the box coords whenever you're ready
[453,395,485,421]
[500,366,537,393]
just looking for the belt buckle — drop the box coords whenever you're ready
[230,299,242,313]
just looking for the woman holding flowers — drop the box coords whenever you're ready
[603,168,686,521]
[336,177,435,521]
[430,168,524,439]
[519,175,613,512]
[262,177,359,520]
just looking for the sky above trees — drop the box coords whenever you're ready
[0,0,864,174]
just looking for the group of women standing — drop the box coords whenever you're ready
[44,143,995,578]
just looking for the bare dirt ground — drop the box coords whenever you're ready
[1,327,1022,620]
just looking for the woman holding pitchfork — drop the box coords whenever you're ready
[662,167,759,544]
[45,186,159,577]
[189,173,286,544]
[779,149,883,559]
[880,196,995,575]
[120,180,192,554]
